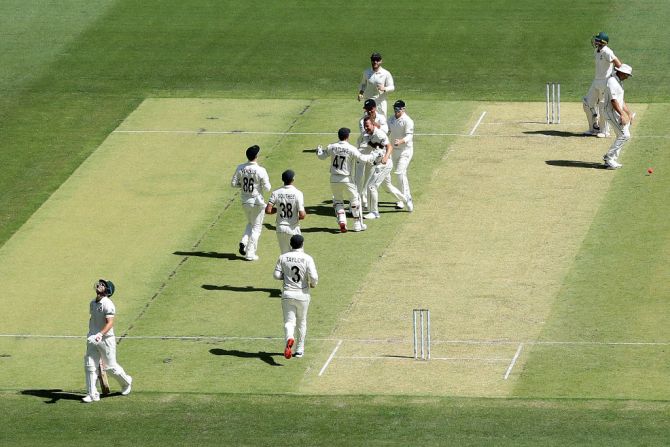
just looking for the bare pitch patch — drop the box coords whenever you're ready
[304,102,649,397]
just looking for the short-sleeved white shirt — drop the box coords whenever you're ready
[359,67,395,105]
[358,128,390,157]
[594,46,617,80]
[88,297,115,336]
[388,112,415,150]
[274,248,318,300]
[231,162,271,205]
[318,141,371,183]
[268,185,305,231]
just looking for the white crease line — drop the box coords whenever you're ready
[3,334,670,346]
[469,111,487,135]
[344,356,509,362]
[504,343,524,380]
[111,129,670,139]
[318,339,343,377]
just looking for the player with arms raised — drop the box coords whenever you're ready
[316,127,376,232]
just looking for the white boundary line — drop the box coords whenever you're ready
[3,334,670,346]
[318,339,342,377]
[469,111,487,135]
[503,343,524,380]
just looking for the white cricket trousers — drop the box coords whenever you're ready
[583,79,609,134]
[392,147,413,199]
[241,203,265,257]
[365,161,406,214]
[281,296,310,353]
[604,109,631,162]
[84,336,131,397]
[276,225,300,255]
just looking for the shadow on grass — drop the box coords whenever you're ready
[209,348,283,366]
[202,284,282,298]
[21,389,85,404]
[545,160,607,169]
[173,251,238,260]
[524,130,590,137]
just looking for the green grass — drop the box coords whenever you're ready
[1,0,670,445]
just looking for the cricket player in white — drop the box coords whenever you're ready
[357,52,395,117]
[602,64,634,169]
[387,99,414,211]
[265,169,306,254]
[83,279,132,403]
[359,117,408,219]
[231,145,271,261]
[355,99,387,210]
[583,32,622,138]
[317,127,376,232]
[274,235,318,359]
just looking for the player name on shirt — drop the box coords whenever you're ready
[283,256,306,264]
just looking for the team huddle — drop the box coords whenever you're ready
[83,38,632,401]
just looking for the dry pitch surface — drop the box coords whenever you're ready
[0,99,650,397]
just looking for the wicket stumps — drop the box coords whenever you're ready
[545,82,561,124]
[412,308,431,360]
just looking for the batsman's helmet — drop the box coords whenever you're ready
[592,31,609,46]
[95,279,115,297]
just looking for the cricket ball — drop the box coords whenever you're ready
[647,168,654,174]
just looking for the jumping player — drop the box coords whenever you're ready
[231,145,271,261]
[265,170,306,254]
[82,279,132,403]
[274,235,318,359]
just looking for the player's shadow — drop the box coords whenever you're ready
[545,160,607,169]
[202,284,282,298]
[304,203,336,217]
[524,130,588,137]
[21,389,85,404]
[209,348,283,366]
[173,251,238,260]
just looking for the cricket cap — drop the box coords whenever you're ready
[363,99,377,110]
[393,100,406,110]
[370,52,382,61]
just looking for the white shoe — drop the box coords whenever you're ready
[294,352,304,358]
[363,212,379,220]
[395,201,405,210]
[406,197,414,212]
[121,376,133,396]
[353,222,367,232]
[596,132,610,138]
[82,394,100,403]
[244,255,259,261]
[605,159,622,169]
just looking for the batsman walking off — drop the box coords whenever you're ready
[83,279,132,403]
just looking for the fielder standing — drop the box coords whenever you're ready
[317,127,375,232]
[583,32,622,138]
[602,64,634,169]
[83,279,132,403]
[265,169,306,254]
[357,52,395,117]
[359,116,408,220]
[387,99,414,211]
[274,235,318,359]
[355,99,387,210]
[231,145,271,261]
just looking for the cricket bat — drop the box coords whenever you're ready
[97,359,110,395]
